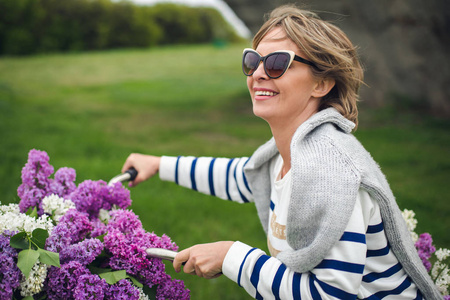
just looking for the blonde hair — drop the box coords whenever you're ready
[253,5,364,128]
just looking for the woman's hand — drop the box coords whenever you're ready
[121,153,161,187]
[173,241,235,279]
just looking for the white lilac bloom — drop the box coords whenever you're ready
[137,287,150,300]
[98,208,111,223]
[431,248,450,295]
[42,194,76,222]
[0,209,54,235]
[435,268,449,295]
[436,248,450,261]
[0,203,20,214]
[401,208,419,242]
[19,260,48,297]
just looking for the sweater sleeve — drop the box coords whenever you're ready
[159,155,253,203]
[222,191,372,299]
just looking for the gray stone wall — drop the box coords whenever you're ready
[224,0,450,116]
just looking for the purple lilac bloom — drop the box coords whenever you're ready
[444,296,450,300]
[415,233,436,272]
[59,209,93,242]
[0,233,22,299]
[46,261,90,300]
[69,180,106,219]
[105,279,140,300]
[46,222,73,252]
[49,167,77,197]
[104,227,166,287]
[73,274,108,300]
[46,209,92,252]
[17,187,47,215]
[59,238,104,265]
[69,180,132,219]
[150,233,179,252]
[90,218,108,238]
[104,210,180,287]
[156,275,190,300]
[103,182,132,210]
[107,209,143,234]
[18,149,54,214]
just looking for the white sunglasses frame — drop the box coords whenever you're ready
[242,48,316,79]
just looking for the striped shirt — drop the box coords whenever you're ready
[159,155,423,299]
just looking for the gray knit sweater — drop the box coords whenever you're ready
[243,108,442,299]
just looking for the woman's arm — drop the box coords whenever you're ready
[158,156,253,203]
[174,194,372,299]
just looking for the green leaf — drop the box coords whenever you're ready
[126,274,143,288]
[88,265,112,275]
[37,248,60,268]
[22,296,34,300]
[94,233,106,243]
[30,228,49,249]
[35,294,48,300]
[99,270,127,285]
[89,249,110,268]
[17,249,40,278]
[25,206,38,218]
[10,231,30,250]
[143,284,157,299]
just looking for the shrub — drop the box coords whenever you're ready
[0,0,242,56]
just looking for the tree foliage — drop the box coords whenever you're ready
[0,0,242,56]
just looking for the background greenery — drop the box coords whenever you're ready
[0,0,241,56]
[0,43,449,299]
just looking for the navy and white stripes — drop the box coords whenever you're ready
[159,155,422,299]
[160,156,252,203]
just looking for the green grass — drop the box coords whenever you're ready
[0,44,449,299]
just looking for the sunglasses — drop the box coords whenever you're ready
[242,48,316,79]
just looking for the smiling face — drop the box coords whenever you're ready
[247,27,323,130]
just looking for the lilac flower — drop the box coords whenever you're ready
[45,222,73,253]
[90,218,108,238]
[415,233,436,272]
[17,187,48,215]
[69,180,106,219]
[0,232,22,299]
[59,238,104,265]
[73,273,108,300]
[108,209,143,234]
[46,261,90,300]
[12,149,190,299]
[104,227,165,287]
[444,296,450,300]
[69,180,132,219]
[105,279,140,300]
[150,233,179,252]
[103,182,132,210]
[59,209,92,241]
[46,209,92,252]
[17,149,54,214]
[109,254,167,287]
[49,167,77,197]
[157,275,190,300]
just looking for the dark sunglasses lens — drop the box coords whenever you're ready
[265,53,290,78]
[243,51,260,75]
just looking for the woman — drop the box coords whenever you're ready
[122,5,441,299]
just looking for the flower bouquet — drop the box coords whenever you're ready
[402,209,450,298]
[0,149,190,299]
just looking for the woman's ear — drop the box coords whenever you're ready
[312,78,335,98]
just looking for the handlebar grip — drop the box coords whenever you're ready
[125,167,138,181]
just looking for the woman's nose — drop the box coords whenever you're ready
[253,61,269,80]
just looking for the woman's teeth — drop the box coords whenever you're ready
[255,91,277,96]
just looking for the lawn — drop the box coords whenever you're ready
[0,44,449,299]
